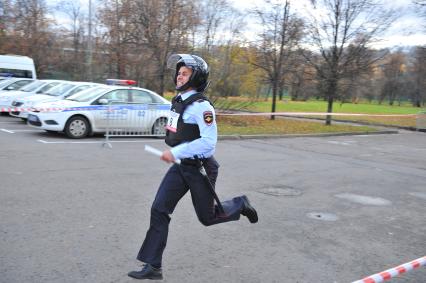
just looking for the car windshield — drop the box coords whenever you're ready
[0,79,14,88]
[20,80,45,92]
[45,83,74,96]
[37,82,60,94]
[66,87,109,102]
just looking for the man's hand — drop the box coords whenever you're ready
[161,150,176,163]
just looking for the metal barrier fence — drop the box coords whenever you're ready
[102,101,169,148]
[416,111,426,132]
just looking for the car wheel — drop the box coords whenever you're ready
[151,117,167,136]
[65,116,90,139]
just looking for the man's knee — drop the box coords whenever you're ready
[197,215,214,226]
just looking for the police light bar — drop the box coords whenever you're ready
[106,79,137,86]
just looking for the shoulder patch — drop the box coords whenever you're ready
[203,111,214,125]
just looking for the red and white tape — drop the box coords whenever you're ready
[1,107,69,112]
[352,256,426,283]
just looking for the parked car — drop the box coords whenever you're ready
[0,78,34,93]
[10,81,100,120]
[0,80,63,113]
[0,78,34,112]
[27,84,170,138]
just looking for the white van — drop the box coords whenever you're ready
[0,55,37,79]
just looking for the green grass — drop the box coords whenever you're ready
[249,99,424,115]
[163,93,425,132]
[217,98,425,128]
[217,116,376,135]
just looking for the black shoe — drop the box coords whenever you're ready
[241,195,258,223]
[128,263,163,280]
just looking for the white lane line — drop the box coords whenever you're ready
[327,140,354,146]
[1,129,14,133]
[5,129,41,132]
[37,139,101,144]
[37,139,162,144]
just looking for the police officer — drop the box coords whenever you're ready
[128,54,258,280]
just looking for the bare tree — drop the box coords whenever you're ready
[56,0,87,80]
[410,46,426,107]
[198,0,230,55]
[208,7,247,97]
[98,0,135,79]
[3,0,58,76]
[250,0,303,119]
[379,51,406,105]
[289,58,317,101]
[128,0,199,94]
[0,0,13,46]
[301,0,395,125]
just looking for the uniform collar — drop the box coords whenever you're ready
[179,89,198,101]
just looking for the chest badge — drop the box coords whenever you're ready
[203,111,214,125]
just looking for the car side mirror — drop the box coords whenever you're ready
[6,86,15,91]
[98,98,109,105]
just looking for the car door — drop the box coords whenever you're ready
[91,89,130,130]
[128,89,158,131]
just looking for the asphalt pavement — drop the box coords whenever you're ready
[0,115,425,283]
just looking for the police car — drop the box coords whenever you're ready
[27,81,171,138]
[0,78,35,112]
[0,78,34,93]
[0,79,64,113]
[10,81,99,119]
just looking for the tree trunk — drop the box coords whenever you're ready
[325,80,336,125]
[271,82,278,120]
[326,96,333,125]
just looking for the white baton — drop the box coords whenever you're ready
[144,145,181,165]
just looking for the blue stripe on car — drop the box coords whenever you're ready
[62,104,170,112]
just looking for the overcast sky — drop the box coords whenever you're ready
[51,0,425,49]
[228,0,425,49]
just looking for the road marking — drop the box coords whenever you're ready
[1,129,14,133]
[327,140,355,146]
[9,129,41,132]
[37,139,161,144]
[1,128,43,133]
[38,139,101,144]
[335,193,392,206]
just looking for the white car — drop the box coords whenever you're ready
[0,78,34,112]
[10,81,100,119]
[0,78,34,92]
[0,80,63,113]
[27,85,171,138]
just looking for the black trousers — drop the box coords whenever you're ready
[136,157,244,267]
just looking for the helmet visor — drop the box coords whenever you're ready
[167,54,199,71]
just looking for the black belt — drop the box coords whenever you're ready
[181,157,208,166]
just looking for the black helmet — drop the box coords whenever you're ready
[167,54,209,92]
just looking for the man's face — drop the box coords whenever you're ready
[176,66,192,88]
